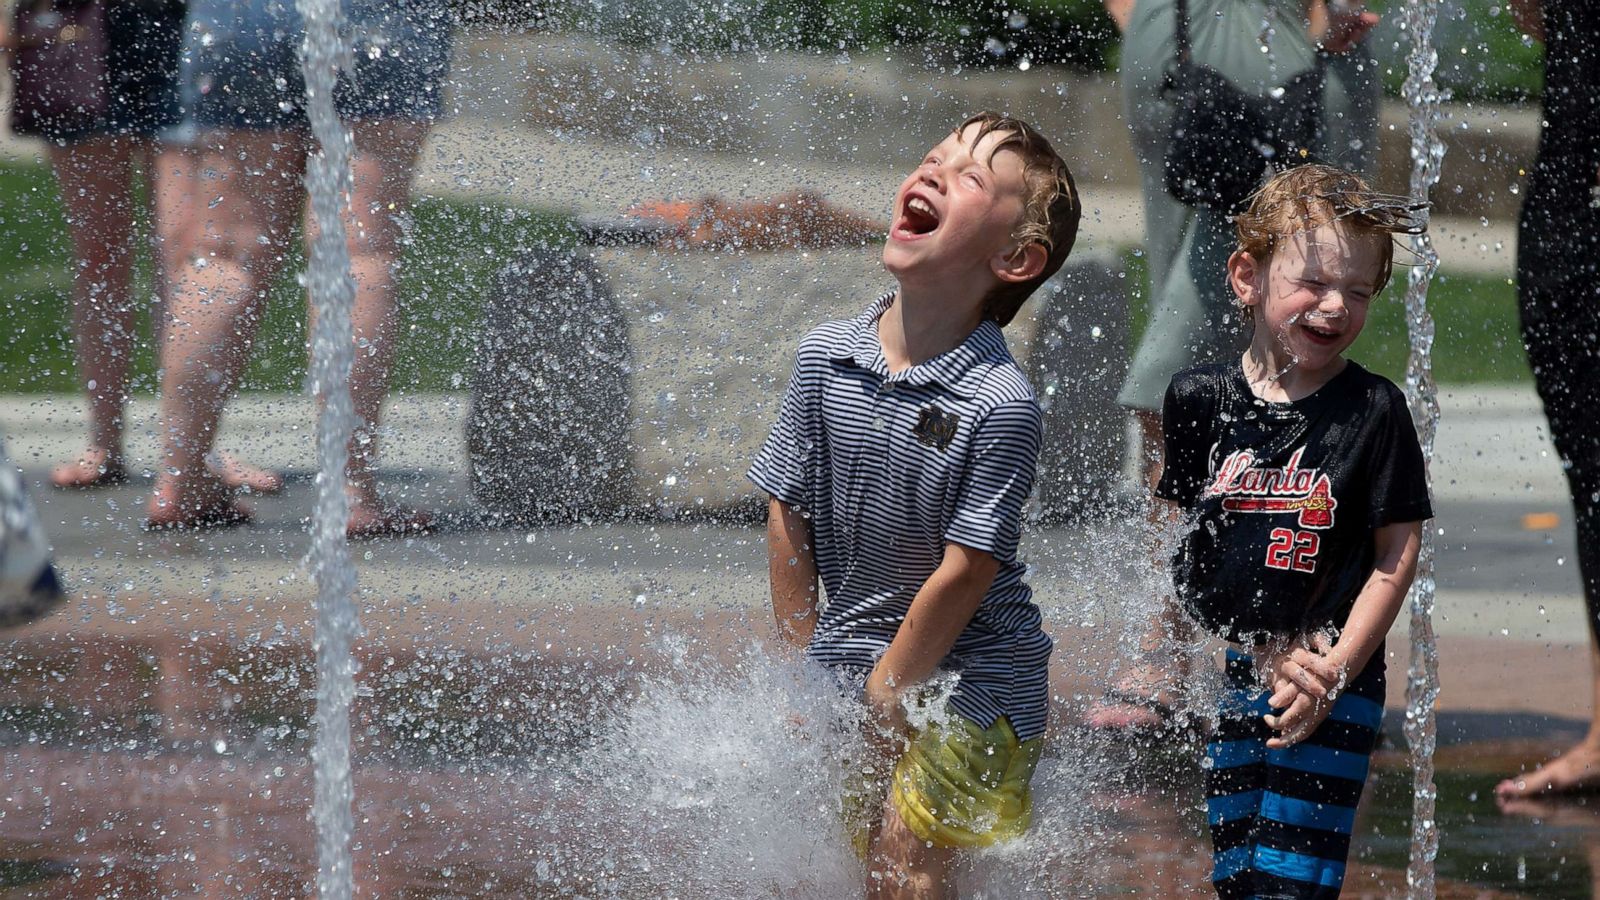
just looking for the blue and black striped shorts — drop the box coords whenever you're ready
[1204,649,1385,899]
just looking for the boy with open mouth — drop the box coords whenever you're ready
[748,112,1079,897]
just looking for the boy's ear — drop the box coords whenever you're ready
[993,242,1048,284]
[1228,250,1262,308]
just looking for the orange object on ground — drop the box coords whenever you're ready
[624,190,885,251]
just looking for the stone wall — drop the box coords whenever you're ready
[468,239,1129,521]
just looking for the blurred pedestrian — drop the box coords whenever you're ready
[4,0,280,494]
[1496,0,1600,800]
[146,0,451,533]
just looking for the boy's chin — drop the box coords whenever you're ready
[880,242,929,280]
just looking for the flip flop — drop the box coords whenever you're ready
[50,455,128,489]
[142,499,254,532]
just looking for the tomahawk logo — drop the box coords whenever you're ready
[1205,447,1337,529]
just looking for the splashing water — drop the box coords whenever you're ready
[297,1,361,897]
[524,637,1120,898]
[1399,0,1446,894]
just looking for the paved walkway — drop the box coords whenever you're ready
[0,106,1522,278]
[412,119,1521,276]
[1,382,1588,727]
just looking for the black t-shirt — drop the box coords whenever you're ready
[1155,362,1434,643]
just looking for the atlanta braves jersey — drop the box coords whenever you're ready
[1156,361,1433,643]
[747,291,1052,741]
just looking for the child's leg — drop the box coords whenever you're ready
[863,715,1042,899]
[1206,652,1271,898]
[868,797,957,900]
[1253,658,1386,899]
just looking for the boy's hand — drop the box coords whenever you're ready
[1264,690,1336,748]
[865,678,910,736]
[1316,4,1380,54]
[1264,633,1348,748]
[863,678,911,762]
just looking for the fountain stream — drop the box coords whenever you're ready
[1399,0,1446,895]
[297,2,362,898]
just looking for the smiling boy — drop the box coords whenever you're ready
[1156,165,1432,898]
[747,113,1079,898]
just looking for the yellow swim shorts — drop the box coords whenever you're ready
[848,715,1043,853]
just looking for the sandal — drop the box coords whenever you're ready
[142,499,254,532]
[50,451,128,489]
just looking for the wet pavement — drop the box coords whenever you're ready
[0,381,1593,897]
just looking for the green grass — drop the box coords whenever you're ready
[1358,270,1529,383]
[1368,0,1544,105]
[0,158,1526,397]
[0,160,574,395]
[476,0,1542,101]
[1119,248,1530,385]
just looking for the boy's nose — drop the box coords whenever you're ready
[1312,296,1349,318]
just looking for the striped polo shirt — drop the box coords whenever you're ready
[748,291,1052,741]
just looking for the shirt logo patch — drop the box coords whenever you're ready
[1206,447,1338,530]
[913,405,960,452]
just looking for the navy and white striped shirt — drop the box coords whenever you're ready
[748,291,1052,741]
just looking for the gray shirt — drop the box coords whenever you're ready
[748,292,1052,741]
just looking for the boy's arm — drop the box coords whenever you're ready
[864,543,1000,735]
[1100,0,1131,32]
[767,497,820,653]
[1266,519,1423,747]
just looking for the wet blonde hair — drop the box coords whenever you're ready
[956,112,1082,328]
[1234,164,1425,317]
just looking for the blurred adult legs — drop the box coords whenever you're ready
[345,118,428,529]
[148,130,307,527]
[302,117,431,535]
[49,136,149,486]
[153,142,285,496]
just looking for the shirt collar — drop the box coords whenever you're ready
[826,290,1010,399]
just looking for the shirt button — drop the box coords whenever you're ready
[873,417,887,431]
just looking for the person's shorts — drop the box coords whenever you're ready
[180,0,452,130]
[23,1,186,144]
[848,714,1043,854]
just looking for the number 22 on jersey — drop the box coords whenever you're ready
[1265,528,1320,573]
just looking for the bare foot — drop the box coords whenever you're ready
[144,476,253,531]
[50,448,127,489]
[206,451,284,495]
[1497,793,1600,823]
[1496,741,1600,799]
